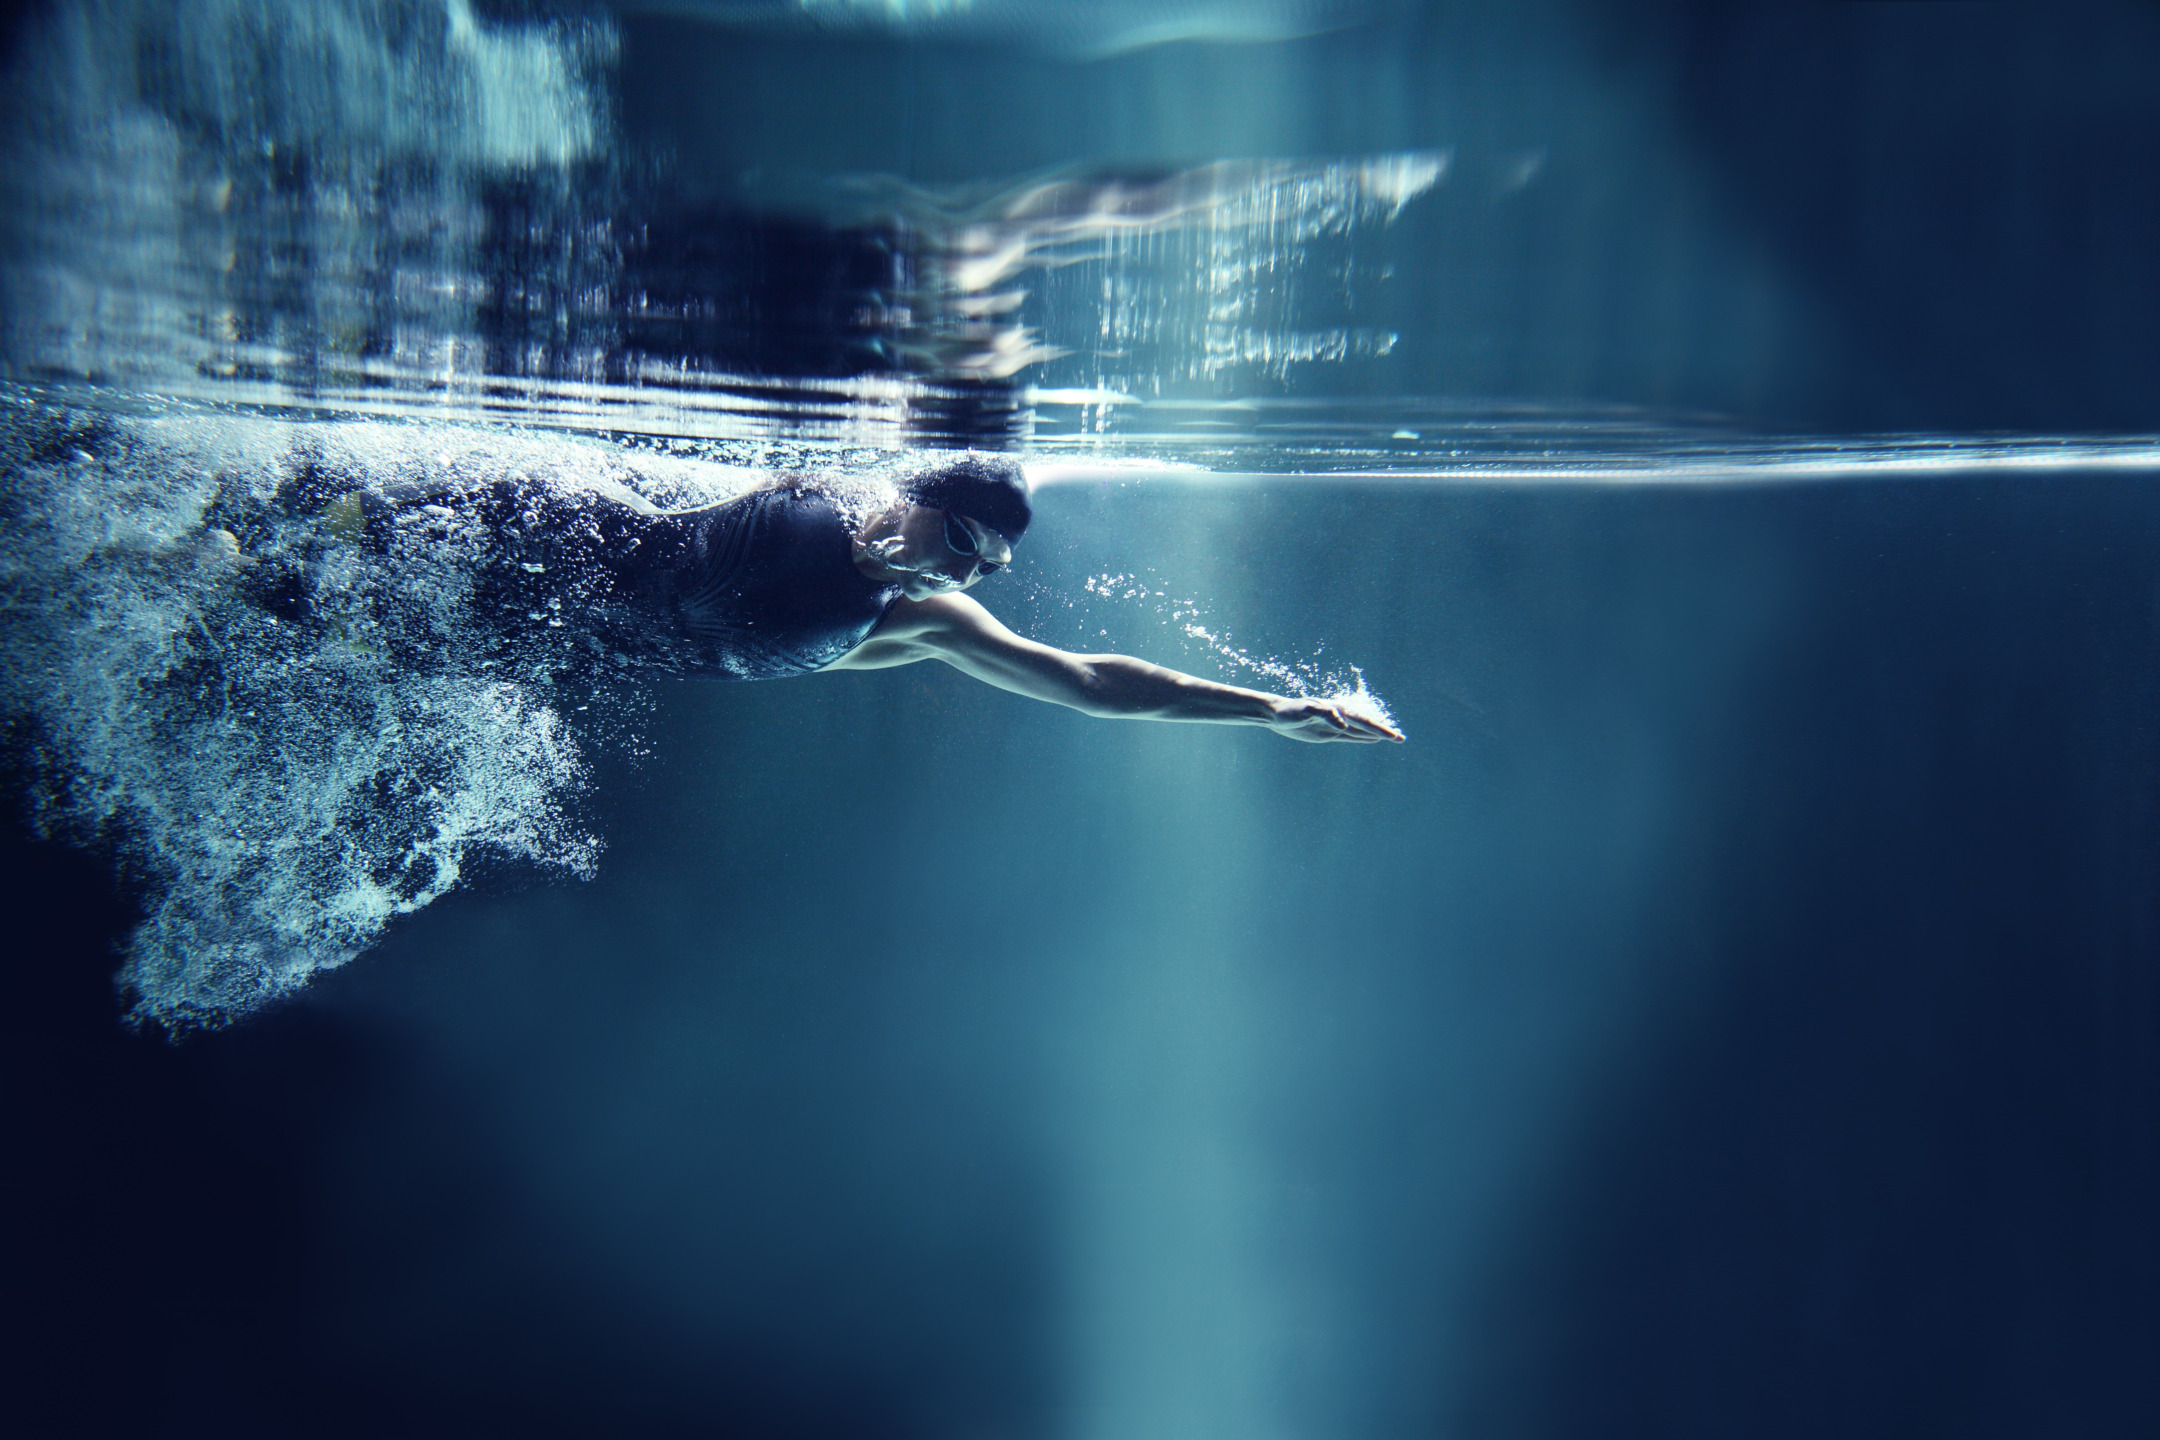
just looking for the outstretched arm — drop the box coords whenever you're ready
[828,594,1403,743]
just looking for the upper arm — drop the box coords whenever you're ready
[833,594,1106,709]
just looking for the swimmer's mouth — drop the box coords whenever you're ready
[867,537,962,588]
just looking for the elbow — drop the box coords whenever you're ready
[1067,661,1149,719]
[1070,668,1127,718]
[1068,658,1181,720]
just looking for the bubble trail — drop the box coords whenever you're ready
[0,397,778,1030]
[1077,568,1395,729]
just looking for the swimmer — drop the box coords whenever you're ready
[371,454,1403,744]
[829,458,1401,742]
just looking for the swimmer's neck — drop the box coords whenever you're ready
[851,506,907,582]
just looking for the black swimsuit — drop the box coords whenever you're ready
[647,487,905,678]
[370,479,903,680]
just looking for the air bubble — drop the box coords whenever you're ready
[2,406,613,1029]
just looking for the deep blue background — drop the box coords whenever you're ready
[6,3,2160,1436]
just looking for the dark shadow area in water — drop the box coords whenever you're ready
[1,824,1032,1440]
[0,804,1039,1437]
[1582,1,2160,432]
[0,825,356,1433]
[1461,477,2160,1436]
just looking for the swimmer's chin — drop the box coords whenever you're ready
[860,537,961,597]
[900,574,966,600]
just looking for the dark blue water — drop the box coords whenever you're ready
[4,3,2158,1437]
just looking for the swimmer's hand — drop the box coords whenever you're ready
[1265,696,1405,744]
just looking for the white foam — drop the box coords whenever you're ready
[0,402,719,1027]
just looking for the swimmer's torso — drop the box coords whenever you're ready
[369,479,902,679]
[653,487,904,678]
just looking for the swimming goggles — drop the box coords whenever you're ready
[945,512,1002,575]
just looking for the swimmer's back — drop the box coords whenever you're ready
[659,486,901,678]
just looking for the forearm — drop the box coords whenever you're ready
[1058,653,1282,724]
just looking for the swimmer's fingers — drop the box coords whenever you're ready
[1271,698,1404,743]
[1357,718,1406,742]
[1308,700,1402,743]
[1338,706,1405,742]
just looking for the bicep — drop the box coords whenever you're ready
[823,635,931,671]
[903,595,1109,709]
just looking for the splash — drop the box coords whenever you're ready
[1318,671,1396,733]
[0,393,793,1029]
[1077,569,1391,724]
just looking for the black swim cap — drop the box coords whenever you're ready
[901,455,1032,544]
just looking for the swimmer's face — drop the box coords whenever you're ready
[862,504,1014,599]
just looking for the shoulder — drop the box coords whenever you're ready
[823,594,1007,671]
[865,593,987,641]
[879,594,1036,659]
